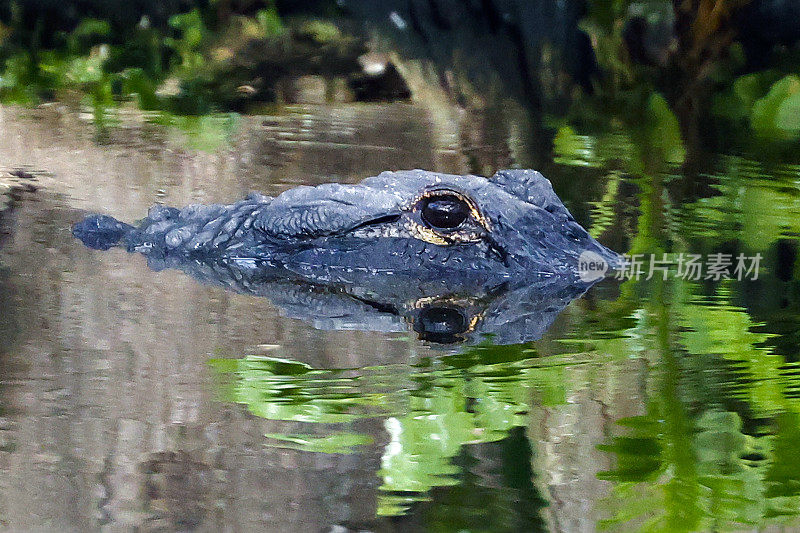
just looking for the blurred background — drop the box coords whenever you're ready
[3,1,800,532]
[1,0,799,161]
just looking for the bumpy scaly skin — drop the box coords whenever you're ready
[130,192,274,255]
[73,169,621,280]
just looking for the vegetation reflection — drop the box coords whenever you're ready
[553,79,800,529]
[210,343,576,520]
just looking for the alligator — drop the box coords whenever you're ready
[73,168,621,285]
[73,168,619,343]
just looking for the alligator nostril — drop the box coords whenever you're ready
[414,306,469,343]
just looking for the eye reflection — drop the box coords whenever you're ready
[420,194,470,230]
[413,306,470,344]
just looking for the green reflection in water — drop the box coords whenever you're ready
[210,344,581,520]
[551,90,800,530]
[149,111,242,152]
[594,281,800,531]
[681,156,800,250]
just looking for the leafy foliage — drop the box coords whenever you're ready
[0,1,361,116]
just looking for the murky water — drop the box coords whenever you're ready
[1,101,800,532]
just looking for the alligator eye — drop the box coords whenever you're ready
[420,194,470,230]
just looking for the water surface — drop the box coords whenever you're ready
[1,102,800,531]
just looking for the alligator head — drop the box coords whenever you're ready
[74,169,621,282]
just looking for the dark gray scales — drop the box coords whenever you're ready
[73,169,621,280]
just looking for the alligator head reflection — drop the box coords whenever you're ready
[116,253,598,344]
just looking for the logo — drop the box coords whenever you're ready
[578,250,609,282]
